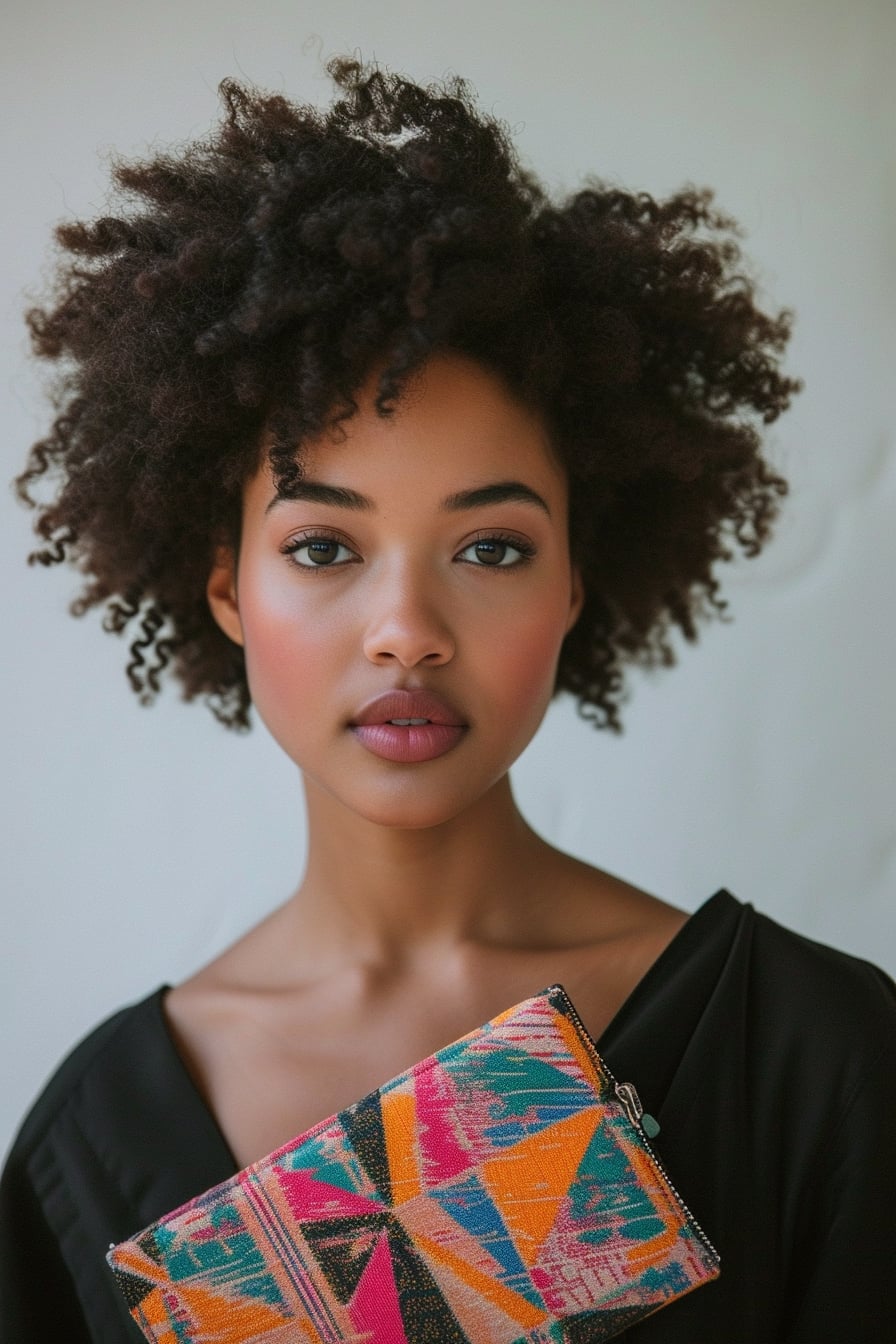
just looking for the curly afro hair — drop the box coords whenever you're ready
[16,56,800,732]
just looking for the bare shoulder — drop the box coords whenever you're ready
[167,898,294,1001]
[160,906,330,1164]
[520,854,690,1039]
[162,903,295,1081]
[548,850,689,948]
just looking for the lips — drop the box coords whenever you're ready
[350,689,466,728]
[349,689,467,763]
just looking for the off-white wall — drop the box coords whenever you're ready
[2,0,893,1160]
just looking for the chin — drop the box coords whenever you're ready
[312,769,506,833]
[348,789,483,832]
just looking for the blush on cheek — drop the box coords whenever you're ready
[496,607,570,727]
[238,602,334,745]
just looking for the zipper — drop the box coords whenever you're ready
[547,984,720,1264]
[614,1080,659,1136]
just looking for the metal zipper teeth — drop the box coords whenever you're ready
[547,984,721,1264]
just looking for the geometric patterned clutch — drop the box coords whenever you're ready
[107,985,720,1342]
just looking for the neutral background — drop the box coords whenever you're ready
[2,0,893,1160]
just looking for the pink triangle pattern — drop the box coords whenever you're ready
[347,1232,408,1343]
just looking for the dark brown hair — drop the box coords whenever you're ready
[16,57,800,731]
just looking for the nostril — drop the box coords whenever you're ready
[361,614,455,668]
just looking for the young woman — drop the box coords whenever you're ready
[2,58,893,1343]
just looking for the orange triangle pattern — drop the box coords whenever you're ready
[481,1108,602,1266]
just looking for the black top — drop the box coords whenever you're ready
[2,889,895,1343]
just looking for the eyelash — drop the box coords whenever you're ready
[458,532,536,568]
[280,530,536,572]
[280,531,359,570]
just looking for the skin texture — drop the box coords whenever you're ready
[168,352,688,1168]
[209,352,583,832]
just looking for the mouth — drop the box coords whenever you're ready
[349,689,467,730]
[349,689,467,763]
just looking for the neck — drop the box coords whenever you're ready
[286,772,559,968]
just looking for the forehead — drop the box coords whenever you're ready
[251,352,567,504]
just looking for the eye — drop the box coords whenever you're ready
[455,534,536,568]
[282,533,359,569]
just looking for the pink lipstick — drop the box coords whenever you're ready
[349,689,467,764]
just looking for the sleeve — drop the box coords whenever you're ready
[783,1037,896,1343]
[0,1138,93,1344]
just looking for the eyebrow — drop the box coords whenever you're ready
[266,479,551,517]
[265,482,370,513]
[442,482,551,516]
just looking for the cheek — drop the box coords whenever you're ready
[235,562,346,729]
[479,590,570,725]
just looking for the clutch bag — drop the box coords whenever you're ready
[108,984,719,1341]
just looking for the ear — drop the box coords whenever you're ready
[206,544,244,647]
[566,564,585,634]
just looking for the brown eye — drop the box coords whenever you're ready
[283,536,357,568]
[473,540,508,565]
[305,540,340,565]
[456,536,534,568]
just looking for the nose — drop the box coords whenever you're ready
[361,563,456,668]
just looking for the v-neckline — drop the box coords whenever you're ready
[150,887,739,1178]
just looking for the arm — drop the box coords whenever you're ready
[0,1141,93,1344]
[783,1038,896,1343]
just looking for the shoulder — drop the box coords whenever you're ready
[0,986,178,1326]
[729,898,896,1127]
[5,986,168,1165]
[744,901,896,1038]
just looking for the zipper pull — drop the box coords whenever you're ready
[615,1081,661,1139]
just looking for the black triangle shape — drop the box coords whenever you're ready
[339,1092,393,1203]
[385,1221,471,1343]
[306,1214,472,1340]
[137,1228,163,1265]
[110,1267,156,1309]
[303,1212,393,1304]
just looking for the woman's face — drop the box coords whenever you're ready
[208,352,583,829]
